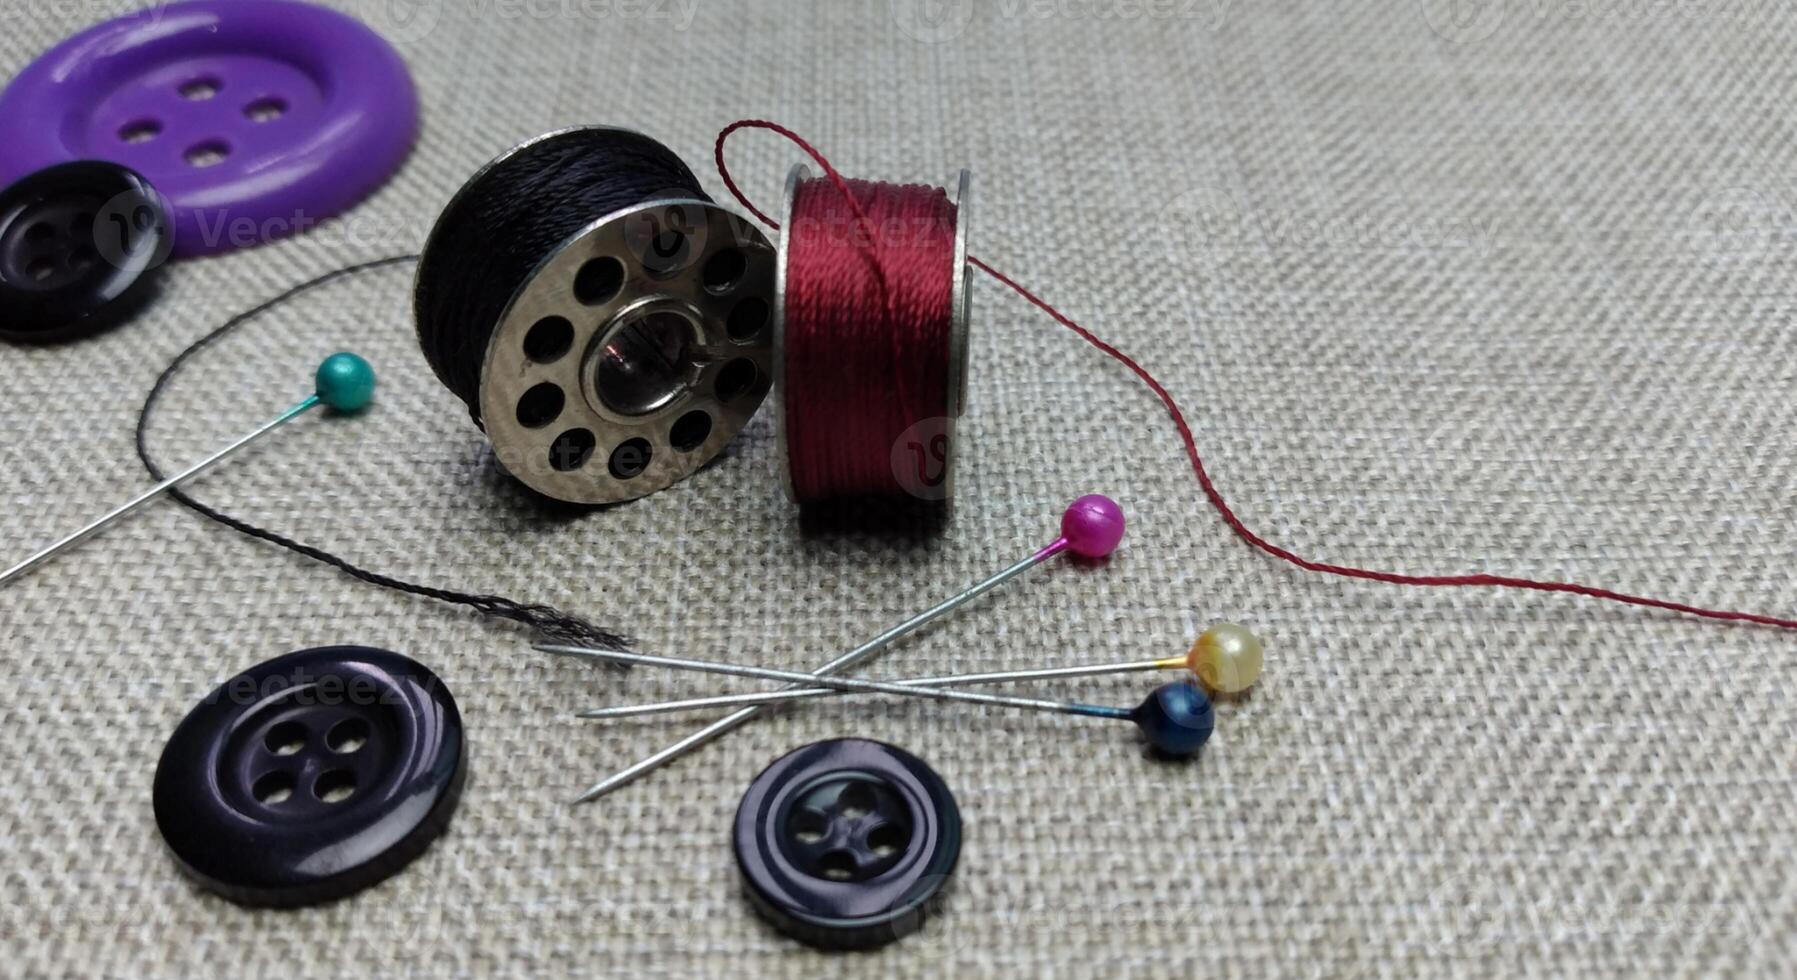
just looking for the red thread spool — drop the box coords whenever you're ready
[775,166,972,503]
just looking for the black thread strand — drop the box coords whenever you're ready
[134,255,634,649]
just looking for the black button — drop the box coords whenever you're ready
[153,646,466,908]
[0,161,169,343]
[734,738,961,949]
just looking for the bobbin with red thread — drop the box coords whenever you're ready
[773,165,972,504]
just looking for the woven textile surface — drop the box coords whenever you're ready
[2,0,1793,975]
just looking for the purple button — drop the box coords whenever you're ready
[0,0,418,257]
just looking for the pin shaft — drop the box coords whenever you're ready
[0,395,320,588]
[575,657,1177,719]
[541,644,1132,719]
[565,545,1063,803]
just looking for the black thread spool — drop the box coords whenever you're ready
[415,127,776,504]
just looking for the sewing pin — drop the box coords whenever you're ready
[0,352,375,588]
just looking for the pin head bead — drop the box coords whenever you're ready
[1131,681,1214,756]
[315,352,376,413]
[1061,494,1125,558]
[1188,623,1264,694]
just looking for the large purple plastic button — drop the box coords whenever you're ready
[0,0,417,257]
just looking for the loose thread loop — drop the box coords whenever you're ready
[717,118,1797,631]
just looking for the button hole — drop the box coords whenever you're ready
[818,851,856,881]
[244,97,287,123]
[263,720,306,756]
[184,140,231,168]
[325,717,369,754]
[867,823,908,858]
[836,783,876,820]
[119,119,162,144]
[253,771,295,805]
[788,808,828,845]
[178,76,221,100]
[314,769,356,804]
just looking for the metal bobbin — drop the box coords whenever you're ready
[772,165,972,504]
[418,127,776,505]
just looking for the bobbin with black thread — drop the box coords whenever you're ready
[415,127,776,504]
[773,166,972,504]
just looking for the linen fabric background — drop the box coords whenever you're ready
[2,0,1793,975]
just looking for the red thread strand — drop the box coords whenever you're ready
[716,118,1797,630]
[784,176,956,499]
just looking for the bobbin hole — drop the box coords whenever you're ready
[702,248,746,293]
[523,316,574,363]
[714,358,760,403]
[726,297,769,342]
[549,429,597,472]
[669,410,712,452]
[515,382,565,429]
[608,437,653,480]
[573,256,625,306]
[594,311,699,416]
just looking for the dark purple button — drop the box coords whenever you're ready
[0,0,417,258]
[153,646,465,908]
[735,739,961,949]
[0,161,169,342]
